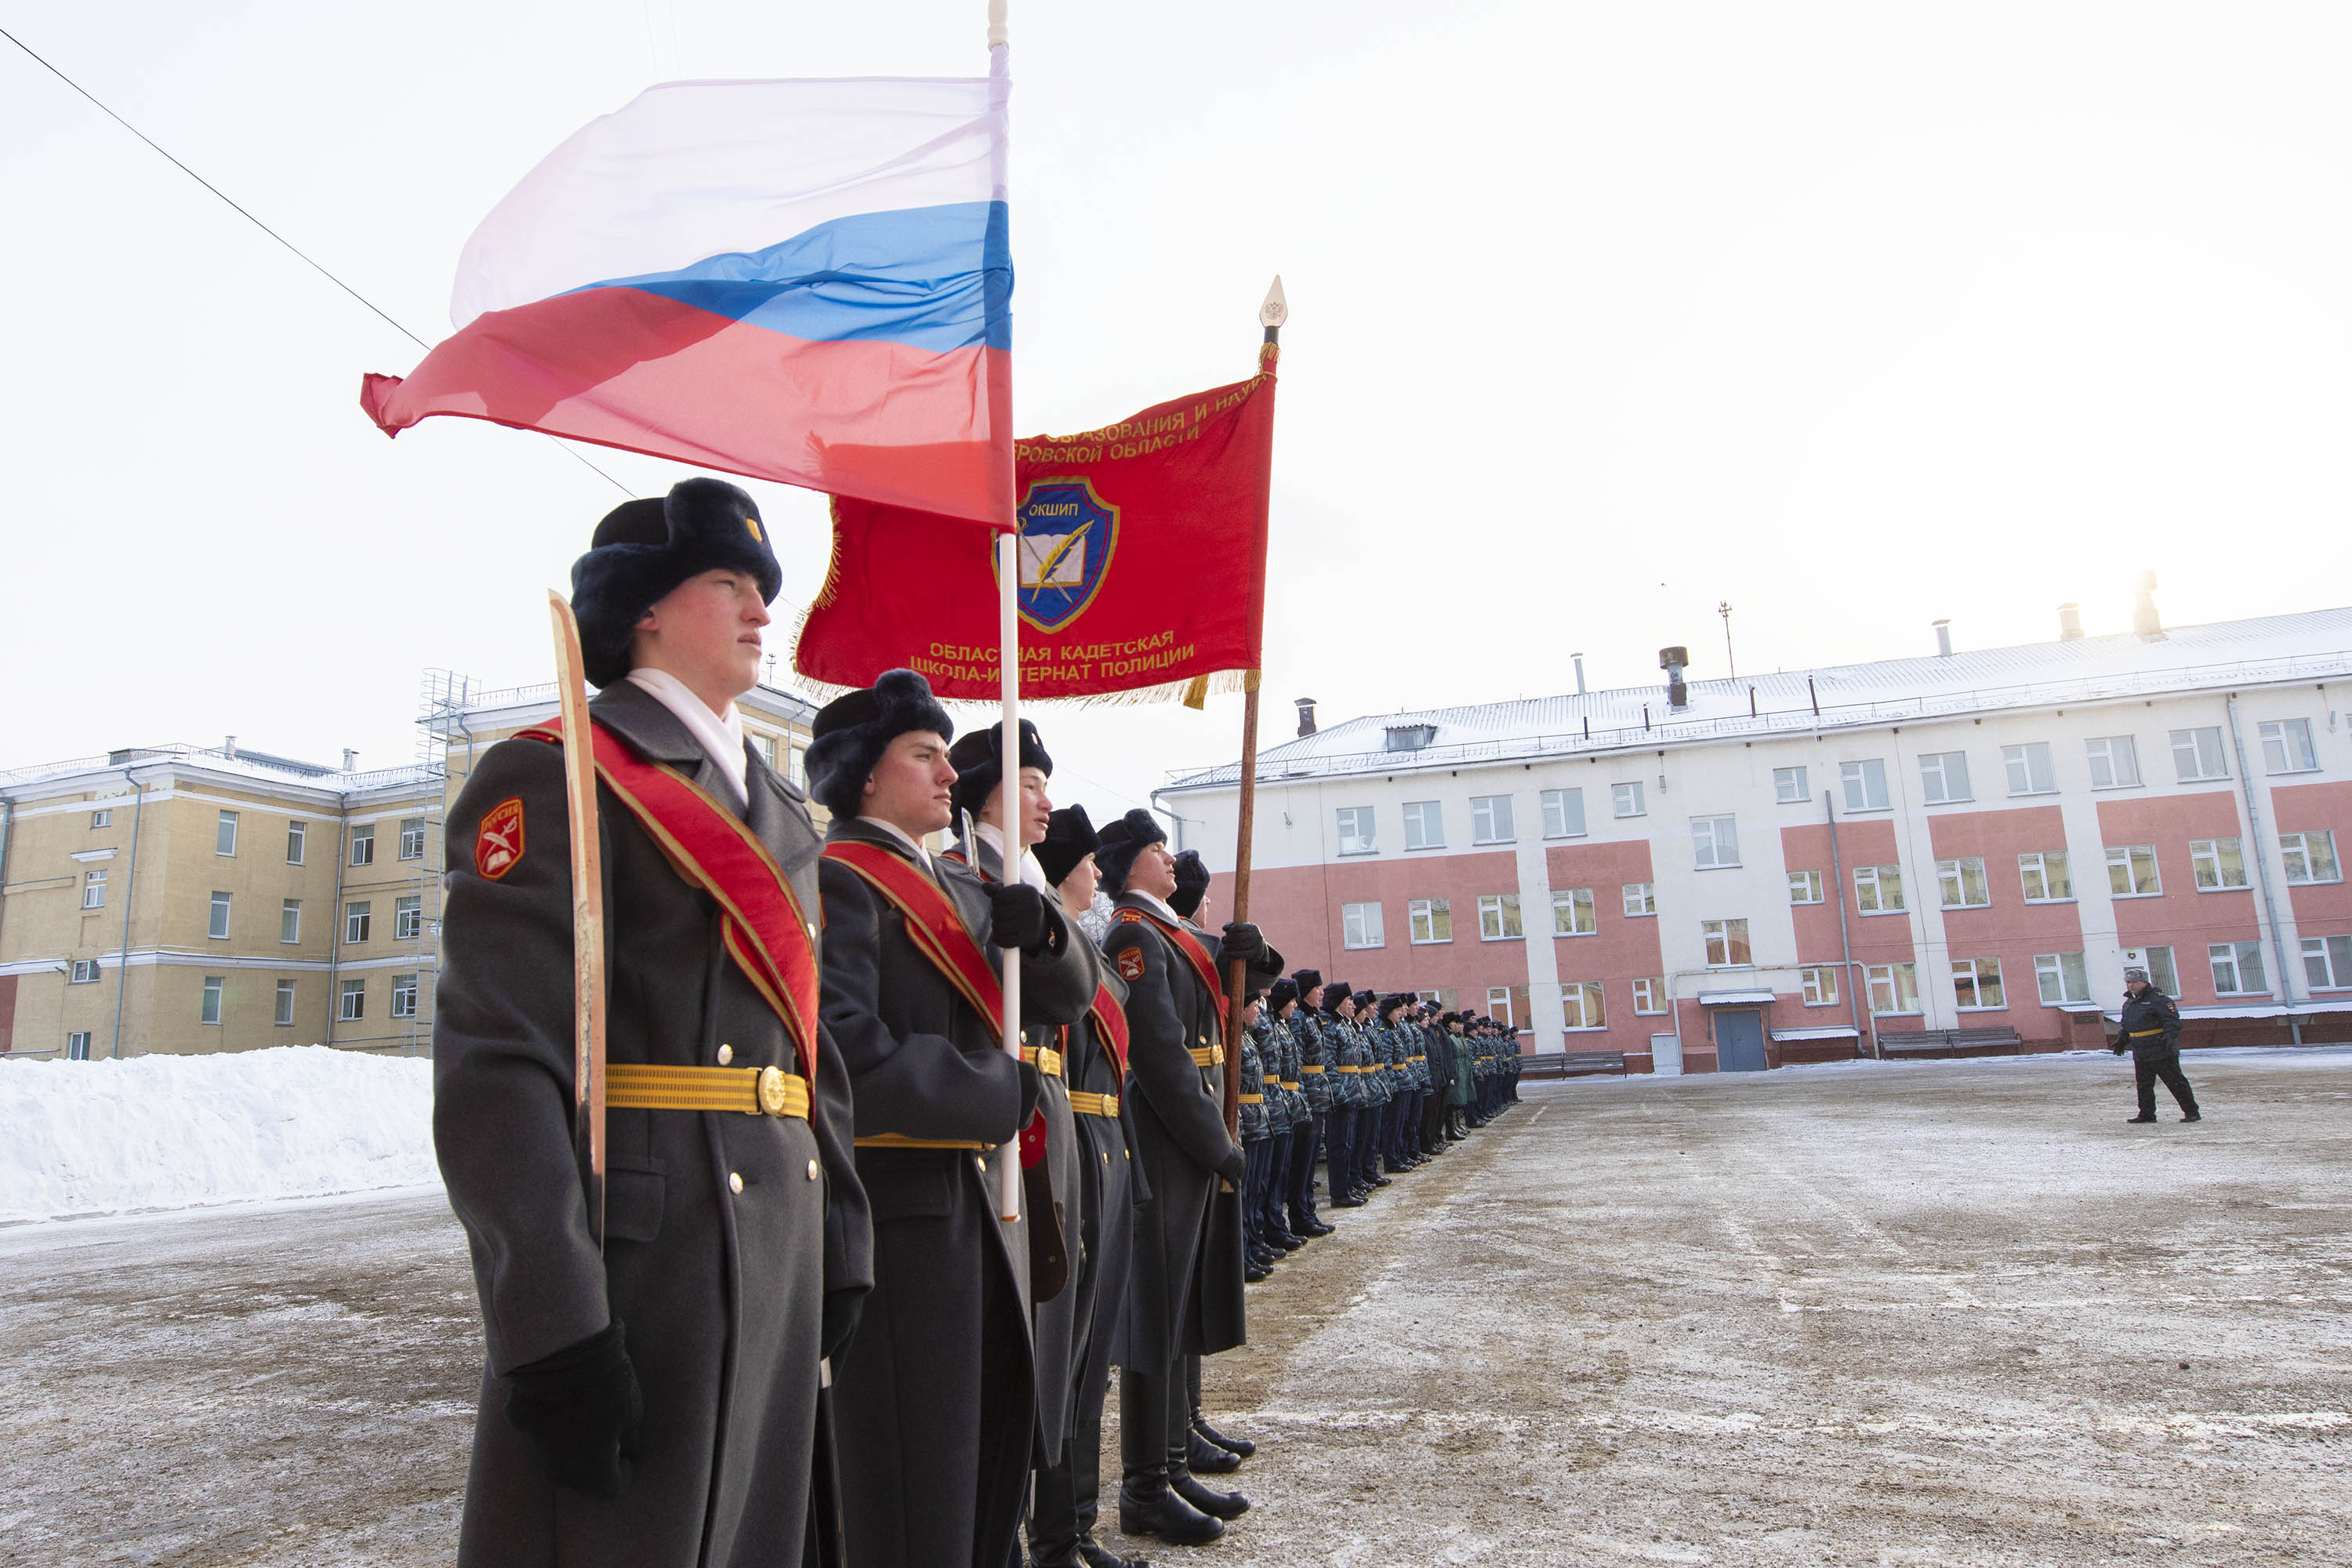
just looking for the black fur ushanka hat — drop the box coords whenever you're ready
[947,718,1054,820]
[1269,978,1300,1010]
[804,670,955,821]
[1093,808,1167,895]
[570,477,781,688]
[1167,849,1211,919]
[1033,804,1099,887]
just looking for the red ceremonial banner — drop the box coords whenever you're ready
[794,346,1277,700]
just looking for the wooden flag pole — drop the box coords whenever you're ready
[548,591,608,1250]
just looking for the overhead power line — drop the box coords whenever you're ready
[0,23,632,496]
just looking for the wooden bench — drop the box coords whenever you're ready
[1519,1051,1629,1080]
[1875,1026,2026,1059]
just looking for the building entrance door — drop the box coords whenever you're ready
[1715,1009,1766,1073]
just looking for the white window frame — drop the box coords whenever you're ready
[1611,781,1645,818]
[2300,934,2352,991]
[2188,837,2248,891]
[208,891,231,941]
[1788,869,1824,905]
[286,819,307,865]
[1700,918,1751,968]
[1951,956,2005,1011]
[1342,902,1384,949]
[1691,815,1740,869]
[2002,742,2056,797]
[2210,941,2268,996]
[1335,806,1377,856]
[2170,727,2229,782]
[391,973,419,1019]
[339,978,367,1022]
[200,976,225,1025]
[1551,887,1597,936]
[1631,976,1667,1015]
[398,818,426,861]
[69,959,100,984]
[1485,986,1520,1029]
[89,808,111,829]
[281,899,302,944]
[2034,951,2092,1005]
[345,901,372,944]
[1773,766,1809,804]
[394,895,423,941]
[274,978,296,1026]
[216,809,239,857]
[1800,965,1839,1007]
[2259,718,2318,775]
[350,824,376,866]
[1622,882,1656,918]
[1866,962,1921,1016]
[67,1030,93,1060]
[1539,788,1586,839]
[1936,857,1991,910]
[2085,735,2141,789]
[1470,795,1515,845]
[2281,829,2340,886]
[2107,844,2161,898]
[1918,751,1972,805]
[2018,851,2073,903]
[1402,801,1444,851]
[82,869,106,909]
[1407,897,1452,945]
[1853,864,1905,914]
[1478,894,1524,942]
[1560,981,1607,1031]
[1840,759,1890,811]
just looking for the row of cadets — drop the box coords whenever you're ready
[801,669,1098,1568]
[1280,971,1339,1237]
[434,480,871,1568]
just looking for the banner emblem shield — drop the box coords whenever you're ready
[1012,477,1118,633]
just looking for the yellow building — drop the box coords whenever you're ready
[0,673,819,1059]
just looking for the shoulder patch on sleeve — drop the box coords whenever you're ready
[1116,946,1147,982]
[476,797,526,880]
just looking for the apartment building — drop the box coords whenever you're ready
[1156,604,2352,1073]
[0,674,819,1058]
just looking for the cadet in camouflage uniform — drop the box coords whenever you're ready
[1258,981,1306,1249]
[1358,993,1397,1192]
[1236,993,1274,1281]
[1320,984,1366,1208]
[1283,972,1336,1236]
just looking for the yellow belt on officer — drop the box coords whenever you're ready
[1189,1046,1225,1067]
[855,1133,994,1152]
[1338,1065,1369,1073]
[1280,1080,1301,1091]
[608,1062,808,1120]
[2127,1028,2165,1039]
[1300,1064,1327,1074]
[1067,1091,1120,1118]
[1021,1044,1065,1077]
[1237,1092,1265,1105]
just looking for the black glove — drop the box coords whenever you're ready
[1219,921,1263,964]
[988,882,1052,953]
[502,1320,641,1497]
[1015,1059,1044,1123]
[1216,1140,1247,1184]
[2111,1040,2126,1055]
[821,1288,864,1362]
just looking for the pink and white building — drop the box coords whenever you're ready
[1157,604,2352,1073]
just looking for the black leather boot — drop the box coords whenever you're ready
[1171,1468,1250,1520]
[1116,1369,1223,1544]
[1192,1414,1257,1460]
[1078,1543,1151,1568]
[1186,1428,1241,1475]
[1029,1449,1082,1568]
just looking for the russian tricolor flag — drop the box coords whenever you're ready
[362,65,1013,525]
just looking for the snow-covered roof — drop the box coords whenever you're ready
[1165,606,2352,792]
[0,743,441,800]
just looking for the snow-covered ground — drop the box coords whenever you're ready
[0,1046,437,1225]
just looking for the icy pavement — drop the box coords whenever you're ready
[4,1048,2349,1565]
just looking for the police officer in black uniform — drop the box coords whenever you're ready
[2113,966,2201,1123]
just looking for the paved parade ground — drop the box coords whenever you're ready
[5,1048,2350,1566]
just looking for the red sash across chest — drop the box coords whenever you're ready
[516,722,818,1080]
[819,838,1006,1022]
[1116,906,1229,1016]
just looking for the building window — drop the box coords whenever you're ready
[2086,735,2141,789]
[216,809,239,856]
[90,808,111,829]
[1560,981,1607,1031]
[208,891,232,940]
[350,824,376,866]
[2035,952,2092,1005]
[1417,987,1460,1011]
[2169,727,2229,782]
[2144,946,2180,997]
[786,745,808,789]
[2281,830,2340,885]
[2210,941,2268,996]
[2301,935,2352,990]
[1773,766,1809,804]
[391,973,419,1019]
[346,902,372,943]
[2018,851,2073,903]
[2002,742,2056,796]
[1788,869,1824,904]
[2189,838,2248,891]
[281,900,302,943]
[1552,887,1596,936]
[2106,844,2161,897]
[1853,864,1905,913]
[70,960,100,984]
[1336,806,1376,855]
[1632,977,1667,1014]
[1840,759,1890,811]
[201,976,225,1025]
[1691,815,1740,869]
[1951,956,2005,1010]
[1470,795,1515,844]
[82,869,106,909]
[752,732,779,770]
[1540,788,1585,839]
[1918,751,1972,804]
[1801,965,1839,1007]
[398,818,426,861]
[67,1031,92,1060]
[394,895,423,940]
[1700,918,1751,967]
[1611,782,1645,818]
[1867,962,1921,1015]
[1341,902,1384,949]
[1936,858,1991,909]
[1407,898,1452,944]
[339,978,367,1021]
[275,979,297,1025]
[1486,985,1530,1031]
[2260,718,2318,775]
[1478,895,1523,941]
[1402,801,1444,850]
[286,820,307,864]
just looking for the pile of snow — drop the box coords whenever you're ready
[0,1045,438,1225]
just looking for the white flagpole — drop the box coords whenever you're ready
[989,0,1021,1223]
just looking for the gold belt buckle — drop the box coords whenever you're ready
[757,1065,789,1116]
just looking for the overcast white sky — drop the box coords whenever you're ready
[6,2,2351,818]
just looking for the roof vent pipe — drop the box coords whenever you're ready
[223,735,237,759]
[2058,603,2083,641]
[2132,571,2164,640]
[342,749,358,771]
[1659,645,1690,711]
[1933,619,1952,658]
[1294,697,1318,737]
[1572,653,1587,695]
